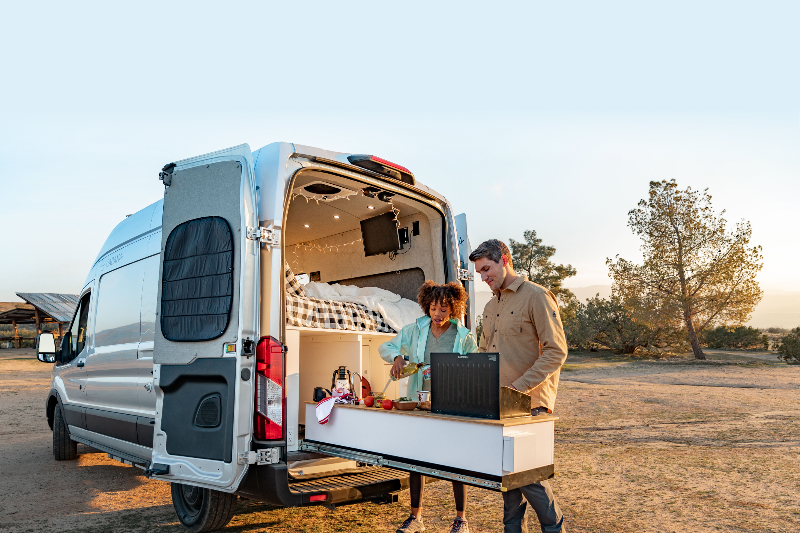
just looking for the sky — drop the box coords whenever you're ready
[1,1,799,304]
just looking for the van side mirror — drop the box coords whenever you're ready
[37,332,57,363]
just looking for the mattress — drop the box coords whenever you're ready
[285,267,395,334]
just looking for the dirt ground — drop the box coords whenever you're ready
[0,347,797,532]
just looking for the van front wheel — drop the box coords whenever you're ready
[171,483,237,532]
[53,404,77,460]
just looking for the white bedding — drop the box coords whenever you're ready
[303,282,423,331]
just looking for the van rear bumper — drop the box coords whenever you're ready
[236,462,409,507]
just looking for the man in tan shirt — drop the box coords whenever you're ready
[470,239,567,533]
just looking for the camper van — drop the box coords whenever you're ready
[38,142,487,530]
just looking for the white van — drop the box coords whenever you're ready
[39,142,482,531]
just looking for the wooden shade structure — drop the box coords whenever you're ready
[0,293,78,348]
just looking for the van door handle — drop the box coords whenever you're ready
[77,361,85,368]
[144,383,153,392]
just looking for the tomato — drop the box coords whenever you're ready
[382,399,394,410]
[364,396,374,407]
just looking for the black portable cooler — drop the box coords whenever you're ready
[429,352,531,420]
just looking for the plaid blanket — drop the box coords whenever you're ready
[285,267,395,334]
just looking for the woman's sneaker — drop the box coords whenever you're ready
[396,514,425,533]
[449,517,469,533]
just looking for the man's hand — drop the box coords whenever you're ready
[391,356,405,379]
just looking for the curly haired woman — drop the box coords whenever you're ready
[379,280,478,533]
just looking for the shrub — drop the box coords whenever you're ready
[702,325,767,350]
[768,327,789,334]
[563,294,685,355]
[776,327,800,364]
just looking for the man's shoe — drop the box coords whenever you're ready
[449,517,469,533]
[396,514,425,533]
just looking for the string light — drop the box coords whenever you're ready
[288,185,402,269]
[291,190,359,204]
[291,237,364,269]
[293,238,363,254]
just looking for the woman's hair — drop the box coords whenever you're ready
[417,280,468,319]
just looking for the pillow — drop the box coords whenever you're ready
[285,266,307,298]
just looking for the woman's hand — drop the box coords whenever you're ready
[391,356,405,379]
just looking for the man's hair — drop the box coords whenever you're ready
[417,280,468,319]
[468,239,512,266]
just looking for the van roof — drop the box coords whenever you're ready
[88,142,449,285]
[276,142,447,205]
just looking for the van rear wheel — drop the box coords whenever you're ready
[171,483,237,532]
[53,404,77,460]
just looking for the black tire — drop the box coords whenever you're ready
[53,404,78,461]
[171,483,238,532]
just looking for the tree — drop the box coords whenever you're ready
[608,180,763,360]
[509,230,577,304]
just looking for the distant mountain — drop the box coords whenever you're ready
[473,284,612,317]
[747,291,800,329]
[474,286,799,329]
[566,285,612,302]
[474,290,493,317]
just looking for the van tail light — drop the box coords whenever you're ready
[254,336,285,440]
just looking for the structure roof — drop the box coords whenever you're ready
[12,293,79,323]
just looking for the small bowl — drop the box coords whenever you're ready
[417,401,431,411]
[393,400,418,411]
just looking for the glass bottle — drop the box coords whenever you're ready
[394,361,425,380]
[381,361,426,395]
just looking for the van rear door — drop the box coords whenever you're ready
[149,144,258,491]
[454,213,475,331]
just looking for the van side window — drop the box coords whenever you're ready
[161,216,234,342]
[94,260,147,347]
[69,293,91,357]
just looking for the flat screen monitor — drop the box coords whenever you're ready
[360,212,400,257]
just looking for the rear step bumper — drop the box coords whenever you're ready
[236,462,409,507]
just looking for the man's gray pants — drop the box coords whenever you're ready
[502,479,564,533]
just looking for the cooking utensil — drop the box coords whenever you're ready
[313,387,331,402]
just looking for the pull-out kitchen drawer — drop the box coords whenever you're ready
[301,403,556,492]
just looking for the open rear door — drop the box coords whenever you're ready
[149,145,258,492]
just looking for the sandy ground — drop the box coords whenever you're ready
[0,347,797,532]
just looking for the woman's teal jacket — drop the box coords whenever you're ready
[378,315,478,399]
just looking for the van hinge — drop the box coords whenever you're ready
[237,448,280,465]
[159,162,176,187]
[457,268,473,281]
[246,224,280,250]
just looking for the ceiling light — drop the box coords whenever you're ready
[368,205,374,210]
[333,215,340,219]
[304,224,309,228]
